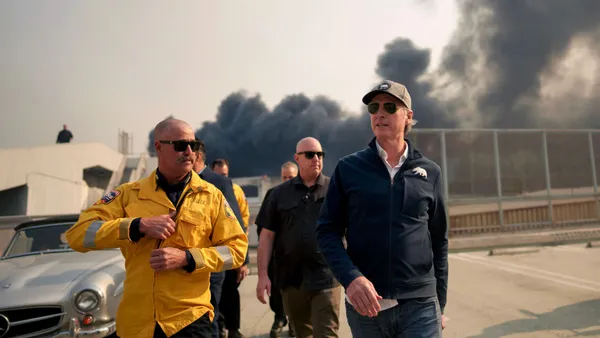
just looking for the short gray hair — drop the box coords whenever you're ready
[281,161,298,170]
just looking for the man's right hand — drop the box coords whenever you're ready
[255,275,272,304]
[139,212,177,240]
[346,276,382,317]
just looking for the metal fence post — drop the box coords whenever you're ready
[440,130,451,229]
[587,132,600,219]
[441,130,449,201]
[493,130,504,226]
[542,131,553,223]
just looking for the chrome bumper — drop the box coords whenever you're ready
[53,318,116,338]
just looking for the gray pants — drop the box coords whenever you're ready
[346,296,442,338]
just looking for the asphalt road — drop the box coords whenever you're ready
[238,243,600,337]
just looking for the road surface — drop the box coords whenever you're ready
[238,243,600,337]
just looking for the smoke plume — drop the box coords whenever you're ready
[147,0,600,177]
[436,0,600,128]
[192,39,448,178]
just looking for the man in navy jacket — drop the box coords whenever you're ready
[193,140,248,338]
[316,80,448,338]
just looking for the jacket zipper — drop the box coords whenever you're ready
[153,188,193,323]
[389,160,410,298]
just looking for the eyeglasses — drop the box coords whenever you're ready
[297,151,325,159]
[159,140,202,152]
[367,102,402,114]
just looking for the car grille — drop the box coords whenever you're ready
[0,306,65,338]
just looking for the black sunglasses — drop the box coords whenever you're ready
[159,140,202,152]
[297,151,325,159]
[367,102,401,114]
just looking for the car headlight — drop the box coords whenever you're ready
[75,290,100,312]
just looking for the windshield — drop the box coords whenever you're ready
[3,223,74,258]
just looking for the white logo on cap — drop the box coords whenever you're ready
[378,82,390,90]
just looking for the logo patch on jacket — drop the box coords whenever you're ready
[412,167,427,179]
[94,190,121,205]
[224,199,236,220]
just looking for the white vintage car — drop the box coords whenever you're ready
[0,215,125,338]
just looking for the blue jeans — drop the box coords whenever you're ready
[346,296,442,338]
[209,272,226,338]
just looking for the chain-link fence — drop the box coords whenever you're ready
[407,129,600,233]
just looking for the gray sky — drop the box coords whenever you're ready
[0,0,457,154]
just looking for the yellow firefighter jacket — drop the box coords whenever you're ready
[66,170,248,338]
[232,183,250,228]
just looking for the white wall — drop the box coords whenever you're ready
[0,142,124,192]
[25,173,88,215]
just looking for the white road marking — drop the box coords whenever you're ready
[458,253,600,288]
[547,245,587,253]
[450,254,600,293]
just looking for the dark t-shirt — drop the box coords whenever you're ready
[260,174,339,291]
[57,130,73,143]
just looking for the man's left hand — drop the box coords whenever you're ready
[442,314,447,330]
[237,265,249,283]
[150,248,187,272]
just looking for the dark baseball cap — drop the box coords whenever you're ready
[362,80,412,110]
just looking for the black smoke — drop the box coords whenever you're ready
[190,38,449,178]
[147,0,600,177]
[438,0,600,128]
[377,38,456,129]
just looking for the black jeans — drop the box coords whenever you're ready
[218,268,241,330]
[153,313,212,338]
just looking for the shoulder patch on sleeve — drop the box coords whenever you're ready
[223,198,236,220]
[94,189,121,206]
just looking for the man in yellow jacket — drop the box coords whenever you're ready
[66,118,248,338]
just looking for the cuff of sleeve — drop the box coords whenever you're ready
[341,269,364,289]
[119,218,135,241]
[188,248,206,271]
[128,218,145,242]
[183,250,196,273]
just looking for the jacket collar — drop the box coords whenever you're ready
[368,136,422,162]
[292,172,327,187]
[134,169,210,209]
[198,165,212,178]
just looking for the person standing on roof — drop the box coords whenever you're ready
[56,124,73,143]
[316,80,449,338]
[193,148,249,338]
[66,118,248,338]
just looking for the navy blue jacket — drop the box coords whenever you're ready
[199,165,249,265]
[316,138,449,313]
